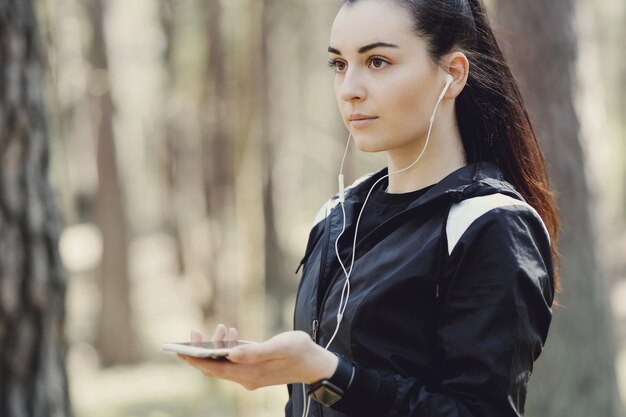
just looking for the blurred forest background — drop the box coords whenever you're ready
[0,0,625,416]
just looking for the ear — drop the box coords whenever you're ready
[441,52,469,99]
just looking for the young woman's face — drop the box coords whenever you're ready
[329,0,442,154]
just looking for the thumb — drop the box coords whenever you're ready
[228,338,286,364]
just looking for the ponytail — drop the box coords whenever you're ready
[459,0,560,286]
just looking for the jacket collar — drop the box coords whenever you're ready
[341,161,523,210]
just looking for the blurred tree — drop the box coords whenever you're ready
[613,2,626,216]
[0,0,72,415]
[159,0,186,276]
[85,0,136,366]
[260,0,290,332]
[202,0,232,220]
[493,0,624,415]
[200,0,232,322]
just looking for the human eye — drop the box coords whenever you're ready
[368,56,390,69]
[328,58,347,73]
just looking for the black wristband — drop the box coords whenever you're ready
[306,354,356,407]
[327,354,355,392]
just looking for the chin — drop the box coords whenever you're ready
[355,144,385,153]
[352,135,388,153]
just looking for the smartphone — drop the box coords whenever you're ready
[161,340,252,359]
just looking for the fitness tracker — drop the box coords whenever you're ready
[307,355,355,406]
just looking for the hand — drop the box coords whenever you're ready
[179,326,339,391]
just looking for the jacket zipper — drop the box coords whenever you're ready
[309,212,332,342]
[312,319,319,343]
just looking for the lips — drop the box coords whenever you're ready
[348,114,378,128]
[348,113,377,121]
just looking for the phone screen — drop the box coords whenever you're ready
[161,340,252,358]
[176,341,247,349]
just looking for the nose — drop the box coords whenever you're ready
[337,67,366,103]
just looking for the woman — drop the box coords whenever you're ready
[178,0,559,416]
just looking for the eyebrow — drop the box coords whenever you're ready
[328,42,399,55]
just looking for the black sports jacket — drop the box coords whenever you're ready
[286,162,555,417]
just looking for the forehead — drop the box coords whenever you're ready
[329,0,417,49]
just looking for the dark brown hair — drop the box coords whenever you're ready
[340,0,561,287]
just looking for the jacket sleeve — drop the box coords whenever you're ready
[330,206,555,417]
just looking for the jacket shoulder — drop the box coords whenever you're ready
[311,171,377,227]
[446,193,549,255]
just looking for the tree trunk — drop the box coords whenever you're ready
[85,0,136,367]
[158,0,186,276]
[199,0,236,324]
[259,0,291,333]
[0,0,72,415]
[493,1,624,415]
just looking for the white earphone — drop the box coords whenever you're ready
[435,74,454,120]
[442,74,454,99]
[300,74,454,417]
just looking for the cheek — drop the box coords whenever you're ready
[334,81,348,125]
[380,75,431,132]
[334,77,344,103]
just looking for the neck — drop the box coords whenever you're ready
[385,103,466,194]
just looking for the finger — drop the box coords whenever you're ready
[211,324,227,342]
[227,327,238,341]
[191,330,203,344]
[229,331,312,363]
[228,336,288,364]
